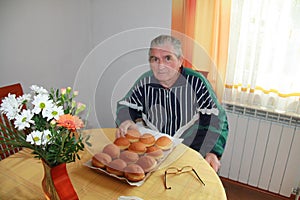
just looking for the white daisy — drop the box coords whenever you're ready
[26,130,43,145]
[0,93,20,120]
[32,94,53,115]
[16,93,31,105]
[14,109,34,130]
[43,105,64,121]
[43,129,52,144]
[30,85,48,95]
[26,130,51,145]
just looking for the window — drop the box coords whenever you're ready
[224,0,300,115]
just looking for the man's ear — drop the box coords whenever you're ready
[179,56,184,65]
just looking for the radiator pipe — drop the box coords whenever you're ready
[295,185,300,200]
[297,180,300,200]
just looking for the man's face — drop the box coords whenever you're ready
[149,43,183,88]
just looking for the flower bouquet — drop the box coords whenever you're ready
[0,85,89,199]
[0,85,88,167]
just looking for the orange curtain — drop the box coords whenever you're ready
[171,0,231,100]
[171,0,196,68]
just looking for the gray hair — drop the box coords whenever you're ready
[148,35,183,58]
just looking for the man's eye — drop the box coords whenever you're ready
[150,57,159,63]
[165,55,171,61]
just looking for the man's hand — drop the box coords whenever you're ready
[115,120,139,138]
[205,153,221,172]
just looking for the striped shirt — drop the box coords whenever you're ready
[116,67,228,157]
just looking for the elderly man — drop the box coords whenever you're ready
[115,35,228,172]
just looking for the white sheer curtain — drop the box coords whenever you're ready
[224,0,300,115]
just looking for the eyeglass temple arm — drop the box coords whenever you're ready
[164,171,172,189]
[192,168,205,186]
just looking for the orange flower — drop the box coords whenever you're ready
[57,114,84,131]
[73,116,84,129]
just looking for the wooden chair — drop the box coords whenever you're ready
[0,83,24,160]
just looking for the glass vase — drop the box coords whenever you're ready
[42,161,60,200]
[42,161,78,200]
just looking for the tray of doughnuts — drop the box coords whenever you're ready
[84,127,183,186]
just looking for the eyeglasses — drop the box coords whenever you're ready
[164,166,205,189]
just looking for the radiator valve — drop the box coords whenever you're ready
[293,187,300,194]
[293,187,300,200]
[293,187,300,195]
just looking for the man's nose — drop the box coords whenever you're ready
[158,62,167,69]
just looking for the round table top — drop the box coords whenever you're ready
[0,128,227,200]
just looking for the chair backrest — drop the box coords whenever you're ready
[195,70,209,78]
[0,83,24,160]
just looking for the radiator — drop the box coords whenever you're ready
[219,103,300,197]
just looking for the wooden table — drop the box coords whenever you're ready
[0,128,227,200]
